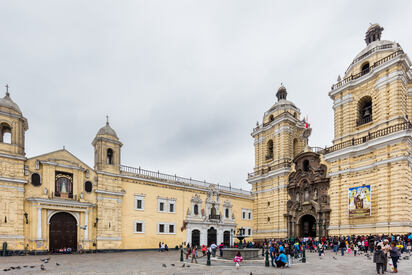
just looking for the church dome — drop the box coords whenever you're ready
[96,120,118,139]
[0,92,22,114]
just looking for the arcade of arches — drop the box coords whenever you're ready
[285,151,330,238]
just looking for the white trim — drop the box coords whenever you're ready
[40,160,86,171]
[0,176,27,185]
[325,130,412,162]
[0,152,26,160]
[329,221,412,230]
[0,235,25,239]
[97,171,252,199]
[96,236,122,241]
[328,155,412,177]
[408,87,412,96]
[134,220,145,234]
[84,211,89,240]
[168,200,176,213]
[158,198,166,213]
[47,210,80,226]
[333,93,353,109]
[329,54,411,97]
[274,126,293,136]
[134,195,145,211]
[374,70,408,90]
[157,222,176,234]
[254,229,287,233]
[247,168,291,184]
[252,113,306,137]
[37,207,42,239]
[27,197,95,208]
[0,184,24,192]
[94,189,125,196]
[252,184,287,194]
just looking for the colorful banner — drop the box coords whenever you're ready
[348,185,371,217]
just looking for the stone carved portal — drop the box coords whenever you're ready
[285,151,330,238]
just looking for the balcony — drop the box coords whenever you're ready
[209,214,220,220]
[356,116,372,126]
[54,192,73,199]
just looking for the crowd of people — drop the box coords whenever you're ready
[181,233,412,272]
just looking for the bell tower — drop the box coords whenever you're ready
[248,85,310,240]
[92,117,122,174]
[0,87,28,156]
[324,24,412,236]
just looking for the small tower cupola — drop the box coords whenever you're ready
[92,116,122,172]
[276,84,287,101]
[365,24,384,45]
[0,85,28,156]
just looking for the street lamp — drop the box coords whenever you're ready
[24,212,28,224]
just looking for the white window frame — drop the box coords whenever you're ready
[134,220,145,234]
[158,199,166,213]
[248,211,252,220]
[168,200,176,213]
[134,195,145,211]
[157,222,177,234]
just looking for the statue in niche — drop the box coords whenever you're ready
[296,192,300,201]
[304,189,310,201]
[314,189,318,200]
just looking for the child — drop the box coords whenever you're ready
[354,244,359,256]
[373,245,385,275]
[234,251,243,269]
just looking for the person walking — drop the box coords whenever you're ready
[234,251,243,269]
[389,242,400,273]
[270,244,276,267]
[373,245,385,275]
[339,239,346,256]
[378,239,390,272]
[191,245,198,264]
[219,243,224,257]
[186,244,191,259]
[210,243,217,257]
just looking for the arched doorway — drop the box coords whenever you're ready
[223,231,230,247]
[49,212,77,252]
[299,214,316,237]
[191,229,200,247]
[207,227,217,246]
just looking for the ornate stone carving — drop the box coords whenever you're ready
[286,151,330,238]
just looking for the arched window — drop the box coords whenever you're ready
[357,96,372,126]
[31,173,41,186]
[303,160,310,172]
[84,181,93,193]
[266,140,274,160]
[0,123,11,144]
[194,204,199,215]
[107,148,114,165]
[361,62,370,75]
[269,114,274,122]
[225,208,229,218]
[293,138,299,157]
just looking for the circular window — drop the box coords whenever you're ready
[84,181,93,193]
[31,173,41,186]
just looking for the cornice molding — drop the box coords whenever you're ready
[247,168,291,184]
[0,176,27,185]
[94,189,125,197]
[26,197,95,208]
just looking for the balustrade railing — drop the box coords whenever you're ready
[322,121,412,154]
[331,50,404,90]
[120,165,251,195]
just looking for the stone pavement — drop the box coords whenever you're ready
[0,250,411,274]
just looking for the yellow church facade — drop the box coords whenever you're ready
[249,25,412,239]
[0,95,253,253]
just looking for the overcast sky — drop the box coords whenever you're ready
[1,1,411,190]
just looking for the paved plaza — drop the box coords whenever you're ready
[0,250,411,275]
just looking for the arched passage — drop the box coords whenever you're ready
[191,229,200,247]
[207,227,217,246]
[49,212,77,252]
[299,214,316,238]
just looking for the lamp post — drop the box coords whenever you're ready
[180,246,183,262]
[265,245,269,267]
[207,250,211,266]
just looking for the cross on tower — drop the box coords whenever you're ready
[5,84,9,96]
[106,115,109,124]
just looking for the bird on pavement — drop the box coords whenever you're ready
[182,263,185,268]
[162,264,166,268]
[56,263,60,266]
[40,264,46,271]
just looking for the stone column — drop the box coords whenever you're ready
[217,229,223,245]
[200,227,207,246]
[186,227,191,245]
[37,207,42,240]
[84,211,89,240]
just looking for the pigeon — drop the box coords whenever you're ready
[187,265,190,267]
[40,264,46,271]
[56,263,60,266]
[23,265,28,268]
[16,266,21,269]
[41,257,50,263]
[333,256,337,260]
[162,264,167,268]
[171,264,175,266]
[10,267,15,270]
[182,263,185,268]
[30,266,35,268]
[3,269,10,272]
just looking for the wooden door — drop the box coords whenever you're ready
[49,212,77,252]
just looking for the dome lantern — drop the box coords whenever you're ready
[276,84,287,101]
[365,24,384,45]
